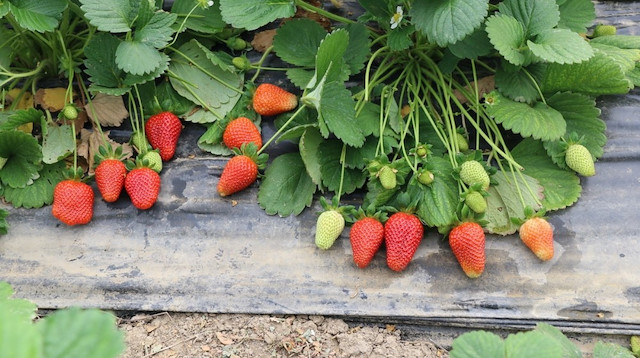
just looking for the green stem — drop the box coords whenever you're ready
[251,46,275,83]
[165,2,200,49]
[336,143,347,202]
[294,0,356,25]
[257,104,307,155]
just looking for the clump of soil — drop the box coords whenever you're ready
[117,312,448,357]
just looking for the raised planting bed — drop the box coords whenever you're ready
[1,0,640,336]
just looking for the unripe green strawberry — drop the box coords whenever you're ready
[459,160,490,190]
[418,170,434,185]
[565,144,595,177]
[378,166,396,190]
[142,150,163,173]
[131,131,150,153]
[456,133,469,152]
[449,222,485,278]
[315,210,345,250]
[416,145,428,158]
[593,24,616,37]
[52,179,94,226]
[519,217,554,261]
[384,212,423,272]
[465,191,486,214]
[0,157,7,170]
[232,56,251,71]
[62,104,78,120]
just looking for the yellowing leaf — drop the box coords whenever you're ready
[35,88,68,112]
[6,89,34,109]
[85,93,129,127]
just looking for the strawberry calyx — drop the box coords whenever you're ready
[510,206,548,226]
[125,157,155,172]
[93,144,126,167]
[62,166,86,182]
[318,196,357,224]
[353,204,389,225]
[232,142,268,171]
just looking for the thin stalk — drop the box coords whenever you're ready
[294,0,356,25]
[169,47,243,94]
[257,105,307,155]
[336,143,347,202]
[251,46,275,83]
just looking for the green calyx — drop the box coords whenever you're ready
[233,142,269,170]
[94,144,126,167]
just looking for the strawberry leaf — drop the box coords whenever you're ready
[504,330,565,357]
[411,156,458,229]
[317,81,365,148]
[219,0,295,31]
[485,91,566,141]
[498,0,559,37]
[592,342,635,358]
[527,28,593,64]
[450,331,505,357]
[115,41,168,76]
[258,152,316,217]
[387,24,415,52]
[511,138,581,211]
[484,170,543,235]
[299,128,324,186]
[591,43,640,73]
[84,33,128,92]
[0,108,43,131]
[541,50,632,96]
[133,10,177,49]
[485,14,531,66]
[342,23,370,76]
[410,0,489,47]
[448,26,492,60]
[590,35,640,49]
[0,282,37,320]
[557,0,595,34]
[80,0,139,33]
[8,0,66,33]
[494,62,545,104]
[534,323,582,358]
[273,18,327,67]
[42,123,74,164]
[0,307,42,358]
[318,139,367,195]
[308,29,350,89]
[544,92,605,168]
[0,131,42,189]
[1,161,65,208]
[286,69,315,89]
[169,40,243,119]
[170,0,225,34]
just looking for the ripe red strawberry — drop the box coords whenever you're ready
[252,83,298,116]
[145,111,182,161]
[384,212,424,272]
[52,179,94,226]
[350,217,384,268]
[217,144,267,197]
[519,217,554,261]
[223,117,262,150]
[95,159,126,202]
[449,222,485,278]
[125,164,161,210]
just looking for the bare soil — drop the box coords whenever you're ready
[117,312,449,358]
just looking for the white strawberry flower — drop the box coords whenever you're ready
[390,6,403,29]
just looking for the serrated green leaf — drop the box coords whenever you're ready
[0,108,44,131]
[319,139,367,195]
[342,23,369,75]
[299,128,324,186]
[590,35,640,49]
[80,0,138,33]
[286,69,315,89]
[42,123,74,164]
[504,330,565,358]
[0,307,42,358]
[273,18,327,67]
[450,330,504,358]
[0,209,7,235]
[219,0,295,31]
[83,33,127,90]
[357,0,389,19]
[498,0,559,37]
[0,282,37,320]
[544,92,605,168]
[557,0,595,34]
[412,156,458,229]
[2,161,65,208]
[38,308,125,358]
[449,25,492,60]
[9,0,66,33]
[171,0,225,34]
[410,0,489,47]
[0,131,42,189]
[541,51,632,96]
[169,40,243,119]
[115,41,168,76]
[318,81,365,148]
[258,152,316,217]
[485,91,566,141]
[387,24,415,52]
[591,43,640,72]
[344,136,377,169]
[485,170,543,235]
[310,29,350,89]
[535,323,582,358]
[134,10,177,49]
[626,63,640,87]
[485,14,530,66]
[527,28,593,64]
[592,342,635,358]
[276,124,314,143]
[494,62,545,103]
[511,137,581,210]
[0,2,10,17]
[274,105,314,130]
[355,102,382,137]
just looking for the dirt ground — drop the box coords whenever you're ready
[117,312,449,358]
